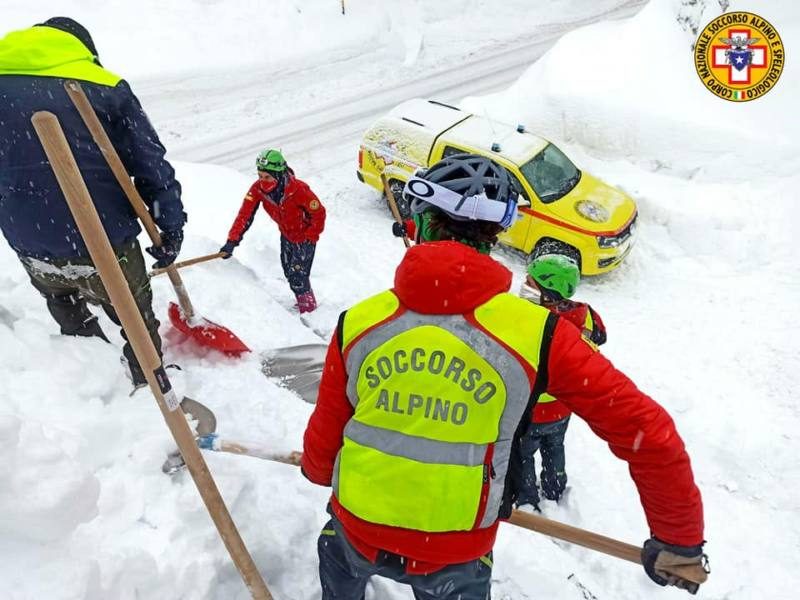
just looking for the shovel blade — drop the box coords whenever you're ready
[168,302,250,355]
[261,343,327,404]
[180,397,217,436]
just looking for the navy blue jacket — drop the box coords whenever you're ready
[0,26,185,259]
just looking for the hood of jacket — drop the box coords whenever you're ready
[393,241,512,315]
[0,27,120,85]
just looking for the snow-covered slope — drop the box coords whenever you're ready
[3,0,635,81]
[1,1,798,599]
[462,0,800,181]
[464,1,800,598]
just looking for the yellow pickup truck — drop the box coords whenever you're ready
[357,99,637,274]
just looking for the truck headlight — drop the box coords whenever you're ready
[575,200,609,223]
[597,235,622,248]
[598,215,636,248]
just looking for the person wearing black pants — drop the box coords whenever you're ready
[0,18,186,387]
[317,511,492,600]
[20,239,162,385]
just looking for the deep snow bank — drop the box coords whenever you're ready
[2,0,629,82]
[463,0,800,180]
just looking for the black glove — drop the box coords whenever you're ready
[392,221,407,238]
[219,240,238,259]
[642,537,708,595]
[146,230,183,269]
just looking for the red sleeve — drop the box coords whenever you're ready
[546,319,704,546]
[301,328,353,486]
[226,182,261,244]
[300,184,326,242]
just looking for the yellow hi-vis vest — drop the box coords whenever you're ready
[332,289,553,533]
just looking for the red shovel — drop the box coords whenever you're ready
[64,80,249,356]
[167,302,248,354]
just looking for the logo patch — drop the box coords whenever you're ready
[309,199,320,210]
[694,11,784,102]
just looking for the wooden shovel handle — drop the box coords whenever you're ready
[64,80,161,244]
[218,440,304,466]
[381,174,411,248]
[31,111,272,599]
[508,510,708,585]
[245,446,705,586]
[150,252,225,277]
[64,80,195,318]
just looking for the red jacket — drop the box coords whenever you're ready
[533,299,608,423]
[302,241,703,571]
[227,173,325,244]
[555,300,607,346]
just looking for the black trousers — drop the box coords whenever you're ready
[280,235,316,295]
[20,239,161,383]
[518,416,570,505]
[318,513,492,600]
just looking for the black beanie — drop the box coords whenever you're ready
[37,17,100,60]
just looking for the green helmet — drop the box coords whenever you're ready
[527,254,580,300]
[256,149,287,173]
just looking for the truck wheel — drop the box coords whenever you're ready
[385,180,411,220]
[531,239,582,270]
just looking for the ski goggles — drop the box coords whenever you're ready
[404,176,519,228]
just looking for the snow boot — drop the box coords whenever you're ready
[124,358,182,395]
[296,291,317,314]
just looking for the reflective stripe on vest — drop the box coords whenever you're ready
[333,290,551,532]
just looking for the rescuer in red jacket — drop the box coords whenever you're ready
[220,149,325,313]
[302,154,707,599]
[516,253,608,511]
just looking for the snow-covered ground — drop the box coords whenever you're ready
[1,0,799,599]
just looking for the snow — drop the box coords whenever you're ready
[461,0,800,181]
[463,1,800,598]
[1,0,799,599]
[1,0,630,81]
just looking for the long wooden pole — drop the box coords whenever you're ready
[63,80,196,319]
[218,445,707,586]
[32,111,272,600]
[150,251,225,278]
[508,511,706,583]
[381,175,411,248]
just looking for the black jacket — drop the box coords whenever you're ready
[0,25,185,259]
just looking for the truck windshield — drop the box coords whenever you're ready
[519,144,581,204]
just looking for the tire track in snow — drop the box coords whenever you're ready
[165,1,645,173]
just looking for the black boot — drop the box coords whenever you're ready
[45,291,109,341]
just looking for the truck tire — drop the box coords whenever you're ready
[385,180,411,220]
[531,238,582,271]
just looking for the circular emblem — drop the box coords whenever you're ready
[309,199,320,210]
[694,12,784,102]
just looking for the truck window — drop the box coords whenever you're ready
[519,144,581,204]
[507,171,530,207]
